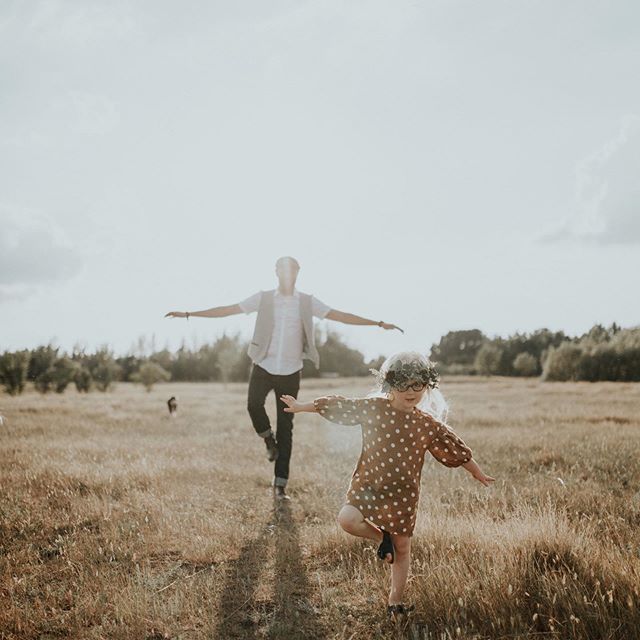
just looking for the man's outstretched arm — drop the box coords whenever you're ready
[325,309,404,333]
[165,303,243,319]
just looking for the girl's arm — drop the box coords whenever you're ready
[281,396,317,413]
[281,394,369,425]
[165,303,243,319]
[461,459,495,487]
[425,416,495,487]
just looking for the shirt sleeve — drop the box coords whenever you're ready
[426,416,473,468]
[238,291,261,314]
[311,295,331,319]
[313,395,370,426]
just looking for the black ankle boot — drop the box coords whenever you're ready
[273,485,290,501]
[264,435,279,462]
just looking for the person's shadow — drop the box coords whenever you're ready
[214,500,326,639]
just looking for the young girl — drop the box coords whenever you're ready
[280,351,494,621]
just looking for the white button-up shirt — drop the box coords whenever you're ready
[239,289,331,375]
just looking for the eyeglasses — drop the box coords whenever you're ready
[393,382,427,393]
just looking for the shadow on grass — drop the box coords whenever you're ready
[214,499,326,639]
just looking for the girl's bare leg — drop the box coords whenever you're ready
[336,505,394,562]
[388,534,411,605]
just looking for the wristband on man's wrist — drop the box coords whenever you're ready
[186,312,190,320]
[377,320,384,327]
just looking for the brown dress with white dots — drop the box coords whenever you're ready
[313,395,473,537]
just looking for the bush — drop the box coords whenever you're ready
[34,368,56,393]
[27,345,58,381]
[115,355,142,382]
[436,363,477,376]
[212,334,252,382]
[149,349,173,374]
[51,357,78,393]
[0,351,30,395]
[474,343,504,376]
[577,344,626,382]
[86,347,121,391]
[314,332,369,377]
[131,362,170,391]
[74,366,92,393]
[610,327,640,351]
[367,355,387,372]
[513,352,539,377]
[29,345,59,393]
[542,343,583,381]
[430,330,487,366]
[614,347,640,381]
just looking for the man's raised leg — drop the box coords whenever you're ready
[247,365,278,461]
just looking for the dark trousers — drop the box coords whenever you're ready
[247,364,301,487]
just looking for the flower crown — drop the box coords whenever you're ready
[369,359,440,393]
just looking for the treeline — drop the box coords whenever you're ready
[430,324,640,381]
[3,323,639,396]
[0,331,385,396]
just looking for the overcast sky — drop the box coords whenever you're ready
[1,0,638,360]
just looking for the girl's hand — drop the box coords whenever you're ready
[462,459,494,487]
[165,311,187,318]
[472,471,495,487]
[280,395,305,413]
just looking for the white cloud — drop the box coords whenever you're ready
[27,0,135,45]
[0,207,83,297]
[544,116,640,245]
[0,283,38,303]
[54,91,121,136]
[0,91,120,150]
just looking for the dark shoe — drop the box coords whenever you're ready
[377,530,394,564]
[387,603,415,623]
[264,435,279,462]
[273,485,291,501]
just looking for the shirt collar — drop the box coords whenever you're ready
[274,288,299,298]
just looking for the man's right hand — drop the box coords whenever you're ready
[381,322,404,333]
[164,311,187,318]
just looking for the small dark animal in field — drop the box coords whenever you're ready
[167,397,177,417]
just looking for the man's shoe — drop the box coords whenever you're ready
[264,435,279,462]
[273,485,291,501]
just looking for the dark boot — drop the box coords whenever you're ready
[264,435,279,462]
[273,485,290,501]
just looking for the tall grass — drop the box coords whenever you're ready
[1,378,639,639]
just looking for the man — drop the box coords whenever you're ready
[166,256,403,500]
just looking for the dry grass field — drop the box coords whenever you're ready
[1,377,640,640]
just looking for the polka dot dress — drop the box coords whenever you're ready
[313,395,472,537]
